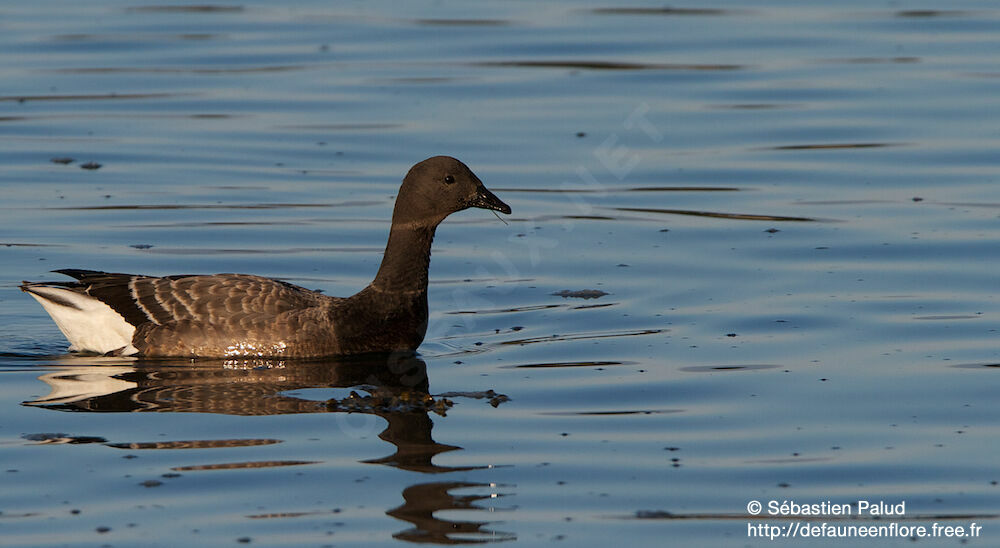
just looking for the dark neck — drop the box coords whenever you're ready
[371,222,438,294]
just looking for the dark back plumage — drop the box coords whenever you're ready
[47,269,325,329]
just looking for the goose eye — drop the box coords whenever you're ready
[444,175,455,184]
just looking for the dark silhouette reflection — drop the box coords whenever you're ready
[23,353,513,544]
[389,482,515,544]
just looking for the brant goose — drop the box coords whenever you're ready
[21,156,511,358]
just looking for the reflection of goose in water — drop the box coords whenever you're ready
[27,353,434,415]
[389,482,516,544]
[24,353,515,543]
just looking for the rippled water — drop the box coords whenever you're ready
[2,1,998,546]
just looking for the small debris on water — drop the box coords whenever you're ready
[438,389,510,408]
[635,510,672,519]
[327,388,454,416]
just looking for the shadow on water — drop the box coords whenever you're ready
[43,202,374,211]
[761,142,904,151]
[123,5,245,13]
[495,186,741,193]
[0,92,188,103]
[613,207,818,222]
[894,10,969,18]
[413,18,513,27]
[51,66,309,75]
[22,353,515,544]
[588,6,737,16]
[475,60,744,71]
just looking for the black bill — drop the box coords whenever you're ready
[468,185,512,214]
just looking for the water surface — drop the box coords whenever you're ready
[1,1,998,546]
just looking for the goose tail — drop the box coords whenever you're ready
[21,279,138,356]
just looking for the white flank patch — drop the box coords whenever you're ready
[27,287,138,355]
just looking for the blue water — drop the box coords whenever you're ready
[1,1,998,546]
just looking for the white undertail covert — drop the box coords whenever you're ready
[25,286,138,355]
